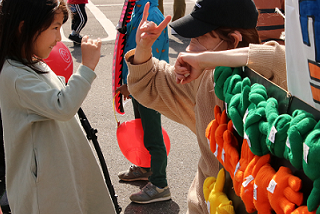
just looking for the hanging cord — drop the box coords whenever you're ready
[275,7,285,19]
[113,91,121,128]
[275,7,285,41]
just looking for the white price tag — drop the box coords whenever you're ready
[206,200,210,214]
[268,126,277,143]
[267,179,277,194]
[244,132,251,148]
[233,123,238,133]
[303,143,310,164]
[234,162,240,177]
[243,109,249,123]
[286,137,291,149]
[214,144,218,157]
[253,183,258,201]
[225,102,228,115]
[222,148,225,162]
[242,175,254,187]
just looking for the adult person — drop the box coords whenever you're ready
[116,0,171,204]
[124,0,287,213]
[126,0,260,213]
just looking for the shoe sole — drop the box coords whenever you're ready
[119,177,149,182]
[130,195,171,204]
[73,42,81,46]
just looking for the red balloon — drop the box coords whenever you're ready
[44,41,73,83]
[117,119,170,168]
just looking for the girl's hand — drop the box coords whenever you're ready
[115,84,131,100]
[174,52,205,84]
[81,36,102,71]
[133,2,171,64]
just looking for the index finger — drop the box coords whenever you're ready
[157,15,171,32]
[141,2,150,24]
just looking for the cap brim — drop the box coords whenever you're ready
[169,14,218,38]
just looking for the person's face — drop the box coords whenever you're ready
[33,12,64,59]
[186,31,228,53]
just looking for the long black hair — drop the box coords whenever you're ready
[0,0,68,73]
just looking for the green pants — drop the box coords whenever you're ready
[158,0,186,22]
[132,98,168,188]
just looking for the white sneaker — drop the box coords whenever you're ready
[171,28,177,35]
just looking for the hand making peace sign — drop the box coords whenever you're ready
[133,2,171,65]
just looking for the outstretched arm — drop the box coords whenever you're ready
[174,47,249,84]
[175,41,287,90]
[133,2,171,65]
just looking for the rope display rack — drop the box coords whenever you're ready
[221,67,317,214]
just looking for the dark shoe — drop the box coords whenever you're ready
[68,34,82,44]
[118,165,152,181]
[0,176,10,214]
[130,182,171,204]
[0,191,11,214]
[73,42,81,47]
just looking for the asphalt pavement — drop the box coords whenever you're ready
[61,0,202,213]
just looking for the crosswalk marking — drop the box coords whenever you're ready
[86,0,117,42]
[62,0,117,43]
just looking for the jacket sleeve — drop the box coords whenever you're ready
[151,27,169,63]
[14,64,96,121]
[246,41,287,90]
[148,9,169,63]
[126,49,199,128]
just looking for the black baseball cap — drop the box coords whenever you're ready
[169,0,258,38]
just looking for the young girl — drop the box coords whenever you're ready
[0,0,116,213]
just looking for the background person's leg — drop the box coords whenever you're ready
[172,0,186,22]
[68,4,87,44]
[158,0,164,14]
[137,100,168,188]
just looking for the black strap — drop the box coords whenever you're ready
[261,38,284,43]
[257,24,285,31]
[259,8,285,14]
[78,108,122,214]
